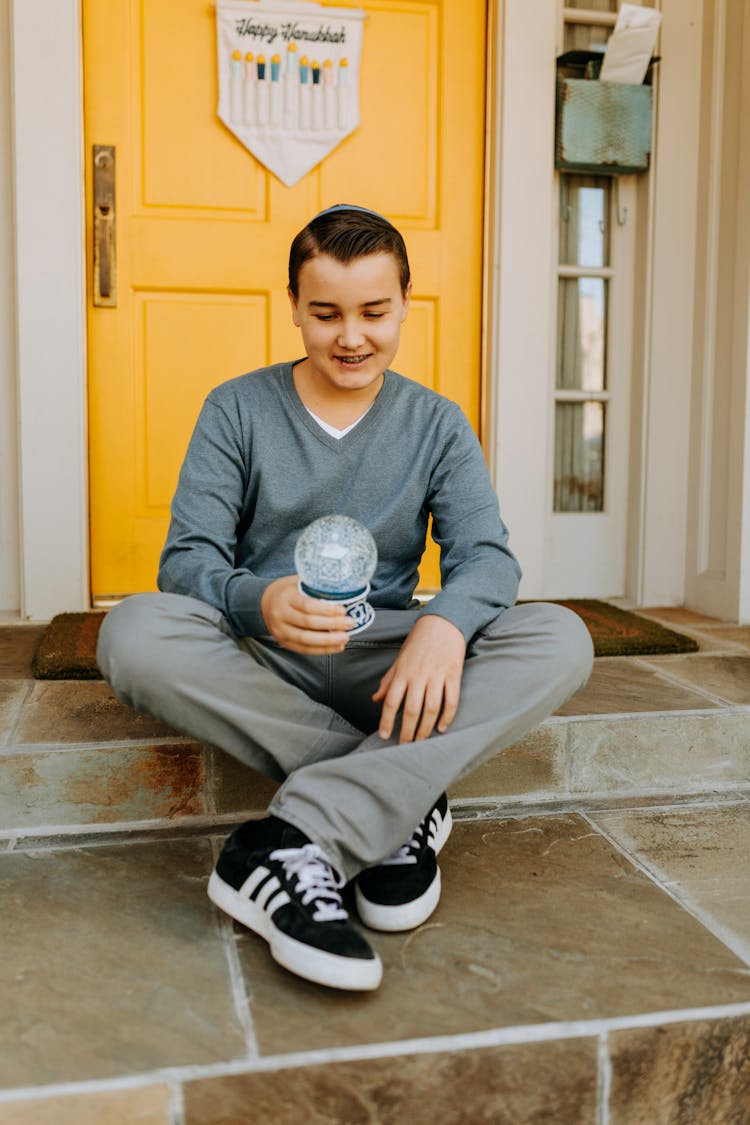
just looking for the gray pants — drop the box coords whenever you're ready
[97,594,593,879]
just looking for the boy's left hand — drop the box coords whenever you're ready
[373,615,466,743]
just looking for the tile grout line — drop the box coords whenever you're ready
[562,712,573,794]
[0,736,200,756]
[5,792,750,853]
[596,1032,611,1125]
[168,1081,186,1125]
[546,706,749,725]
[204,748,218,819]
[1,813,251,847]
[452,791,750,821]
[1,681,34,748]
[582,812,750,969]
[209,835,261,1063]
[5,1001,750,1104]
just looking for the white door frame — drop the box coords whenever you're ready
[10,0,705,619]
[11,0,88,620]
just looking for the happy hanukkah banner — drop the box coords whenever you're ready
[216,0,366,187]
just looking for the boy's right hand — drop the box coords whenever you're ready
[260,575,354,655]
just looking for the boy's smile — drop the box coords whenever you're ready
[289,253,411,418]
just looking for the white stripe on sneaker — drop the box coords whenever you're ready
[265,889,291,914]
[239,865,272,898]
[255,875,282,909]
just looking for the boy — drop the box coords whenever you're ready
[98,205,593,992]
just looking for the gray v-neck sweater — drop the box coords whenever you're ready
[158,362,521,641]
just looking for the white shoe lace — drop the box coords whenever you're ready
[381,808,440,867]
[381,833,421,866]
[270,843,348,922]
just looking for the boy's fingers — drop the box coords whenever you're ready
[398,679,430,744]
[281,629,350,654]
[288,609,352,632]
[378,676,406,738]
[413,681,445,742]
[372,665,395,704]
[437,677,461,732]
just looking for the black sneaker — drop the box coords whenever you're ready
[355,794,453,932]
[208,817,382,991]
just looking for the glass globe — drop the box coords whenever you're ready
[294,514,378,599]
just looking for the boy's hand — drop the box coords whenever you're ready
[373,615,466,743]
[260,575,354,654]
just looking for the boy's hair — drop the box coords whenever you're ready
[288,205,411,298]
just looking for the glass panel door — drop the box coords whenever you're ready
[548,4,640,596]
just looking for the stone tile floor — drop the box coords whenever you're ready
[0,608,749,1122]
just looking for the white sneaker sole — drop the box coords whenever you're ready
[207,870,383,991]
[355,868,442,932]
[355,806,454,933]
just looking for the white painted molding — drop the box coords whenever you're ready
[0,0,20,611]
[685,0,750,622]
[636,0,703,607]
[11,0,89,620]
[492,0,558,598]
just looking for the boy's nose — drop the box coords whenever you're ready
[337,319,365,348]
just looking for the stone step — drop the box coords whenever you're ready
[2,700,749,842]
[2,618,749,841]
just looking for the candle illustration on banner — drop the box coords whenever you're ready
[299,55,311,130]
[256,54,269,127]
[338,58,349,130]
[270,53,282,127]
[311,60,323,131]
[243,52,256,126]
[230,49,243,122]
[284,42,299,129]
[323,59,336,130]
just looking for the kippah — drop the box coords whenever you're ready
[312,203,393,225]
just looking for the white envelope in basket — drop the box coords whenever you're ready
[599,3,661,85]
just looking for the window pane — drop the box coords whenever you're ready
[554,401,605,512]
[557,278,607,391]
[563,23,610,51]
[560,175,610,267]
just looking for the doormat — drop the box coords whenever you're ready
[549,599,699,657]
[31,612,107,680]
[31,601,698,679]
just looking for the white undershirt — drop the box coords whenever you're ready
[305,404,372,439]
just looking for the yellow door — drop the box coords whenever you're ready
[84,0,488,598]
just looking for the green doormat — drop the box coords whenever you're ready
[31,601,697,679]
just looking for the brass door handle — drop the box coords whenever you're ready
[93,145,116,307]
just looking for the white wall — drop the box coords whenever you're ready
[0,0,20,611]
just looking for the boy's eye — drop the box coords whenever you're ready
[315,314,336,321]
[365,312,385,319]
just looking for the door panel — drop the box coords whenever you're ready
[85,0,488,597]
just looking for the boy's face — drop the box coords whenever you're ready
[289,252,411,397]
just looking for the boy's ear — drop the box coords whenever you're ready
[400,280,413,322]
[287,286,301,327]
